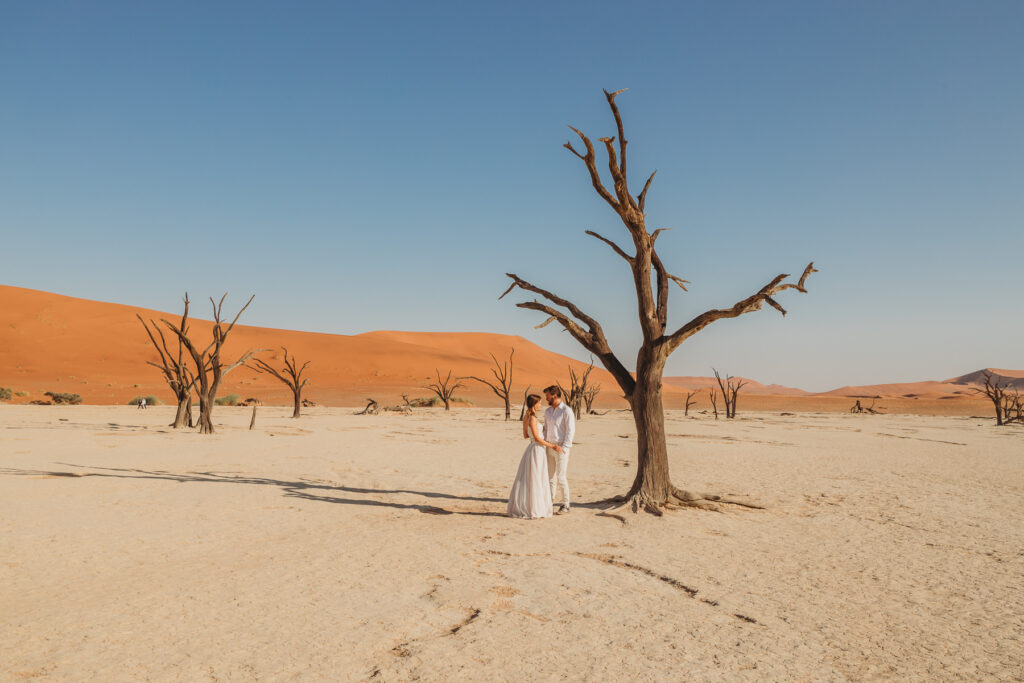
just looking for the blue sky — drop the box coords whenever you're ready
[2,1,1022,391]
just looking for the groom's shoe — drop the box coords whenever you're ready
[556,504,571,515]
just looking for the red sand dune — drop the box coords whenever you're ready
[0,285,1011,415]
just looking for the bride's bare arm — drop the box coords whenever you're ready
[529,416,559,450]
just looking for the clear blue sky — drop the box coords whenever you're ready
[2,1,1022,391]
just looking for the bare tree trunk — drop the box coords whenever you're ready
[249,404,257,430]
[624,352,673,508]
[292,388,301,418]
[684,391,696,416]
[173,395,193,428]
[197,395,214,434]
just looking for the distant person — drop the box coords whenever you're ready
[543,385,575,514]
[507,394,559,519]
[138,397,146,410]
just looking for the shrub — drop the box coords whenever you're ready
[407,396,474,408]
[15,391,28,397]
[214,394,241,406]
[44,392,82,405]
[0,387,12,401]
[128,396,163,406]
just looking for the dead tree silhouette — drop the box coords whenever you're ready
[250,347,311,418]
[501,89,816,513]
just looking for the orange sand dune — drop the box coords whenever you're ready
[0,285,627,408]
[0,285,1007,416]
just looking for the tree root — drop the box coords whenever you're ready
[599,486,764,515]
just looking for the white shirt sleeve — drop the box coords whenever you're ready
[561,406,575,449]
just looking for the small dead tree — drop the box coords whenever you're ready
[973,371,1024,425]
[850,399,883,414]
[250,347,311,418]
[461,348,515,420]
[583,383,602,413]
[501,89,815,512]
[709,388,719,420]
[357,398,380,415]
[684,391,697,416]
[424,369,463,411]
[713,369,748,419]
[137,295,198,428]
[161,293,260,435]
[560,360,596,420]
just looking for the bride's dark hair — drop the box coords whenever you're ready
[525,394,543,414]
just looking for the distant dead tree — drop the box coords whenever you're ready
[713,369,748,419]
[501,89,815,512]
[708,388,719,420]
[357,398,380,415]
[161,293,260,434]
[424,369,463,411]
[559,360,596,420]
[684,391,697,416]
[137,295,197,428]
[583,383,602,414]
[973,371,1024,425]
[461,348,515,420]
[850,399,883,414]
[519,385,532,420]
[250,347,311,418]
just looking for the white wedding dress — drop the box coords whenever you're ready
[507,430,553,519]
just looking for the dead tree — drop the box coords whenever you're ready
[560,360,596,420]
[709,388,719,420]
[973,371,1024,425]
[161,294,260,434]
[713,369,748,419]
[424,369,463,411]
[137,295,198,428]
[461,348,515,420]
[250,347,311,418]
[684,391,697,416]
[584,383,602,413]
[501,89,816,513]
[850,399,883,414]
[357,398,380,415]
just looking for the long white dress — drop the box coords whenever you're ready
[507,431,553,519]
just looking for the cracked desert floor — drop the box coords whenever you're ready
[2,406,1021,681]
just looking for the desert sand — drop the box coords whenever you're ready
[2,405,1021,681]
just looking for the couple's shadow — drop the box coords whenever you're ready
[1,464,561,517]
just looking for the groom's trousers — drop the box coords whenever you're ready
[546,447,570,507]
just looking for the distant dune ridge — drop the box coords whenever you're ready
[0,285,1016,413]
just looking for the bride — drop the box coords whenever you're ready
[507,394,562,519]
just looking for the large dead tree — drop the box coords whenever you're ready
[461,348,515,420]
[250,347,311,418]
[501,89,816,513]
[162,294,260,434]
[424,369,463,411]
[973,371,1024,426]
[713,369,748,419]
[137,295,198,428]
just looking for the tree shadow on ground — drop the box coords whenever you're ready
[0,465,509,517]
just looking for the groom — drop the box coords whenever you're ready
[543,385,575,514]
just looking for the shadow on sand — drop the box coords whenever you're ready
[0,464,514,517]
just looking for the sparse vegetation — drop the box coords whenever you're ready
[128,396,163,406]
[44,391,82,405]
[214,394,242,406]
[0,387,12,401]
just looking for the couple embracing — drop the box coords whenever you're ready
[507,385,575,519]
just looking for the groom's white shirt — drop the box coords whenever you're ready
[544,402,575,450]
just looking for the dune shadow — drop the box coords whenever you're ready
[0,465,509,517]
